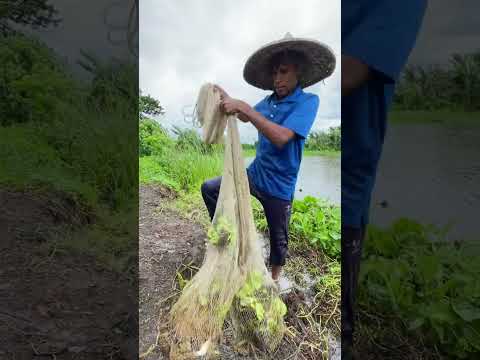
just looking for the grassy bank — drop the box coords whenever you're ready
[389,110,480,124]
[0,35,137,274]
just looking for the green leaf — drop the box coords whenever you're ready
[248,271,263,291]
[464,324,480,350]
[408,317,425,330]
[452,302,480,322]
[271,298,287,317]
[417,255,441,283]
[432,322,445,343]
[425,301,457,325]
[255,303,265,321]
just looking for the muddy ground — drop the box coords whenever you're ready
[139,185,206,359]
[0,190,138,359]
[139,184,340,360]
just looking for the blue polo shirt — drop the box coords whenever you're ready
[247,86,319,201]
[342,0,427,227]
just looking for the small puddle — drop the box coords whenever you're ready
[328,335,341,360]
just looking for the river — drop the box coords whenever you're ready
[370,122,480,240]
[245,155,341,205]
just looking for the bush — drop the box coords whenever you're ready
[0,35,79,126]
[139,118,173,156]
[305,127,340,151]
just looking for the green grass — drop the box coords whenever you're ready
[0,125,97,205]
[140,150,223,193]
[389,110,480,124]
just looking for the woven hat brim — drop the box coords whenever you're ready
[243,37,336,90]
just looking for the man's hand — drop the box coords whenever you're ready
[214,84,229,100]
[220,97,243,114]
[341,55,370,96]
[214,84,250,122]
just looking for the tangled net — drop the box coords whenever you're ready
[169,83,288,358]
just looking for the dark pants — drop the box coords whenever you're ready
[201,175,292,266]
[341,225,366,352]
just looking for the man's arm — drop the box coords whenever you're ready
[341,55,370,97]
[214,85,294,148]
[241,106,295,149]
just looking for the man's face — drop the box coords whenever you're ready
[272,63,299,98]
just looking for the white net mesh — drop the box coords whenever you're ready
[169,83,287,358]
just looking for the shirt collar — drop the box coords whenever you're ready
[269,85,303,104]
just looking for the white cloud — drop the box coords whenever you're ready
[140,0,341,143]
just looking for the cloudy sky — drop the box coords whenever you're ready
[139,0,341,143]
[408,0,480,66]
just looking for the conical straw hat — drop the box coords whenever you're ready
[243,32,336,90]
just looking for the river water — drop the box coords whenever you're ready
[370,123,480,240]
[245,155,341,205]
[244,122,480,240]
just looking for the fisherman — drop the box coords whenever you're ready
[201,32,335,285]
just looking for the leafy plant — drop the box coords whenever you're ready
[359,218,480,358]
[289,196,341,259]
[207,215,236,247]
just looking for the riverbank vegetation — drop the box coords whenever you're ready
[242,125,341,157]
[358,219,480,358]
[0,34,137,273]
[390,52,480,124]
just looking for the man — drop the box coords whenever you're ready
[201,33,335,283]
[341,1,427,358]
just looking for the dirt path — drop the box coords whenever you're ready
[139,185,206,359]
[0,190,137,359]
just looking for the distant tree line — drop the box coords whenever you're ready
[393,52,480,111]
[305,126,340,151]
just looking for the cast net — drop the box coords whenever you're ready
[169,83,287,359]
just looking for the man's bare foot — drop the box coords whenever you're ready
[271,265,282,281]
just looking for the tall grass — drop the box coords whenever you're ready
[393,52,480,112]
[140,150,223,193]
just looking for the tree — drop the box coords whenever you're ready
[139,90,164,120]
[0,0,61,35]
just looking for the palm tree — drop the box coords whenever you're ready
[449,53,480,110]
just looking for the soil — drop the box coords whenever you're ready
[139,185,206,359]
[0,190,137,359]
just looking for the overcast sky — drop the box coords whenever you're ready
[408,0,480,66]
[139,0,341,143]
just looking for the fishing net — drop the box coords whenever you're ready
[169,83,288,359]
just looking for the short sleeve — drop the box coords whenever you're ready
[342,0,427,83]
[253,96,268,111]
[282,95,319,139]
